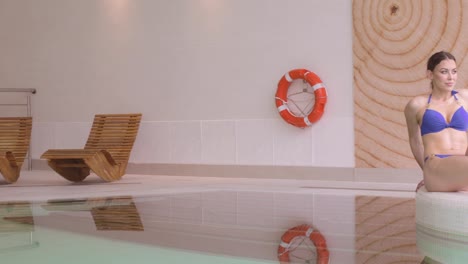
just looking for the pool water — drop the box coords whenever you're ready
[2,227,277,264]
[0,189,423,264]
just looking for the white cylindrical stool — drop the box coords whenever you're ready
[416,187,468,263]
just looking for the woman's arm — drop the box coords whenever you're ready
[404,98,425,169]
[453,89,468,156]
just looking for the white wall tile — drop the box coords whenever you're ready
[132,122,172,163]
[273,120,313,166]
[31,117,354,168]
[170,121,202,164]
[54,122,91,149]
[236,119,275,165]
[136,195,172,223]
[201,120,236,164]
[313,193,355,264]
[202,191,237,226]
[171,193,203,224]
[31,122,55,159]
[237,191,275,228]
[274,192,314,230]
[313,116,354,167]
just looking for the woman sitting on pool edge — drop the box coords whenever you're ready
[405,51,468,192]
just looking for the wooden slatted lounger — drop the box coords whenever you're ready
[0,117,32,183]
[41,113,142,182]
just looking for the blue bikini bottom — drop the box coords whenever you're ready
[424,154,452,163]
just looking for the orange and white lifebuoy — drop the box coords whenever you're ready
[275,69,327,127]
[277,224,329,264]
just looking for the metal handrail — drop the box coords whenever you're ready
[0,88,36,169]
[0,88,36,94]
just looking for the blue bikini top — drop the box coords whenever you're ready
[420,90,468,136]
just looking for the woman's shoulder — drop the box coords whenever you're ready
[456,88,468,98]
[405,95,427,111]
[454,89,468,108]
[404,95,426,123]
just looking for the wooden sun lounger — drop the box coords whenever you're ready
[0,117,32,183]
[42,196,143,231]
[41,113,142,182]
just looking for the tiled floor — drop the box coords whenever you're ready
[0,170,417,202]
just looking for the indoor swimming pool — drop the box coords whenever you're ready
[0,171,423,264]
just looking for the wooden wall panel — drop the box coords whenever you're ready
[353,0,468,168]
[355,196,423,263]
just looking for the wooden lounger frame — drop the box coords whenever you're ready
[0,117,32,183]
[42,196,144,231]
[41,113,142,182]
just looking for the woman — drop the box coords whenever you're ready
[405,51,468,192]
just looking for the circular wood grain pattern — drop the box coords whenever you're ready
[353,0,468,168]
[355,196,422,263]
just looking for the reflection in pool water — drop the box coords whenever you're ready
[0,191,423,264]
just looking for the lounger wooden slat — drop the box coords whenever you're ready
[0,117,32,183]
[41,113,142,182]
[42,196,144,231]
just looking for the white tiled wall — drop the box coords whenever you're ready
[236,120,276,165]
[2,0,355,169]
[0,95,31,117]
[30,122,56,159]
[169,121,203,164]
[54,122,91,149]
[201,121,236,164]
[31,117,354,167]
[131,122,172,163]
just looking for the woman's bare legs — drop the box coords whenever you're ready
[424,155,468,192]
